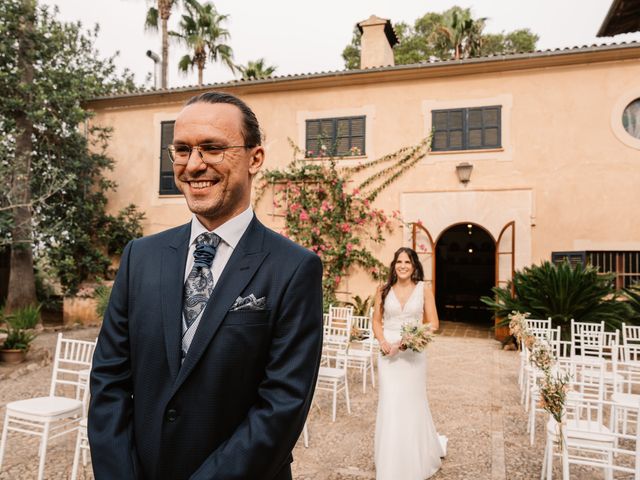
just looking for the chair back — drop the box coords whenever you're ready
[622,323,640,346]
[322,325,349,367]
[327,305,353,331]
[349,314,373,352]
[568,358,606,405]
[613,346,640,395]
[49,333,96,401]
[571,319,605,358]
[525,317,552,331]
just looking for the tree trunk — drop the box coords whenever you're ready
[198,65,203,86]
[6,0,38,314]
[161,16,168,89]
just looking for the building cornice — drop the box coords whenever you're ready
[87,43,640,111]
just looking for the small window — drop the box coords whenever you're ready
[159,121,180,195]
[305,116,365,158]
[431,106,501,151]
[622,98,640,140]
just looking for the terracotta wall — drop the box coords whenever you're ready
[90,58,640,299]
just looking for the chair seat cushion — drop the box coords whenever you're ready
[547,418,614,443]
[318,367,345,378]
[611,392,640,408]
[347,349,372,358]
[7,396,83,417]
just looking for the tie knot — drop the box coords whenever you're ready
[196,232,221,247]
[193,232,221,269]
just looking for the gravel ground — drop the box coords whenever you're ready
[0,323,631,479]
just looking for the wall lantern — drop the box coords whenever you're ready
[456,162,473,184]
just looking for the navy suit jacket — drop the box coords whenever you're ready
[88,216,323,480]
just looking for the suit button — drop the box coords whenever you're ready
[166,408,178,422]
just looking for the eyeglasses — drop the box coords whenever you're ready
[167,143,251,165]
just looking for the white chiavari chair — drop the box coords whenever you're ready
[0,334,96,480]
[541,359,607,480]
[622,322,640,347]
[527,327,561,445]
[346,313,376,393]
[570,319,605,360]
[519,318,552,393]
[326,305,353,331]
[316,325,351,422]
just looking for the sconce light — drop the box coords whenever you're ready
[456,162,473,184]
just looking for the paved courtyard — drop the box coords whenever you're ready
[0,321,616,479]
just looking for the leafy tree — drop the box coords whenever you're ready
[0,0,143,302]
[170,0,234,86]
[145,0,181,89]
[430,6,486,60]
[239,58,276,80]
[342,6,538,68]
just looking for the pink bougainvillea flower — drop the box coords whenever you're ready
[310,207,318,214]
[346,243,353,253]
[299,210,310,221]
[415,219,423,227]
[290,202,301,213]
[340,223,351,233]
[351,188,360,196]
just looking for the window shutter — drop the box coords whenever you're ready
[159,121,179,195]
[431,106,502,151]
[304,115,366,157]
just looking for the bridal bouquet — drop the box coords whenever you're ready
[399,323,434,352]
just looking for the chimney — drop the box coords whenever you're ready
[357,15,398,69]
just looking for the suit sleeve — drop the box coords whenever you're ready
[191,253,324,480]
[88,240,139,479]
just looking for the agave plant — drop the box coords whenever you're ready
[481,261,632,336]
[345,295,373,317]
[623,284,640,323]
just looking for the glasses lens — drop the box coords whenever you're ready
[170,145,191,164]
[199,144,225,164]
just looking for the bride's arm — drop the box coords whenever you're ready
[372,286,392,355]
[423,282,440,331]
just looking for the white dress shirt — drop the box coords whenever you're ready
[181,206,254,357]
[184,205,254,285]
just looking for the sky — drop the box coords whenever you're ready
[40,0,640,89]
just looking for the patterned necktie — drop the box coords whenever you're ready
[182,232,221,328]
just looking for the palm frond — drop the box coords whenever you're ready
[145,7,159,31]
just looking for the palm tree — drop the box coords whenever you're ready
[145,0,180,89]
[430,7,486,60]
[239,58,276,80]
[170,0,235,86]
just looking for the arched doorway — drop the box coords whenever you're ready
[435,223,495,324]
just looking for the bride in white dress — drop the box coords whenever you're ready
[372,247,445,480]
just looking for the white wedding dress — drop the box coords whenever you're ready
[374,281,445,480]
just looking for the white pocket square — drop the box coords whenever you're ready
[230,294,267,311]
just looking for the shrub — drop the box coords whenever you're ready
[481,261,632,336]
[94,284,112,319]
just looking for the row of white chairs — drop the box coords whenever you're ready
[515,317,640,478]
[0,333,95,480]
[305,305,378,447]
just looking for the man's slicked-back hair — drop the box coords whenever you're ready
[186,91,262,147]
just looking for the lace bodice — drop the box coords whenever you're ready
[383,281,424,337]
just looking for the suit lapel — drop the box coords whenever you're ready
[161,222,191,382]
[172,216,269,393]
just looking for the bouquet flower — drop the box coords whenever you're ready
[529,340,553,372]
[399,323,433,352]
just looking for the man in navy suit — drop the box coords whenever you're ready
[88,91,323,480]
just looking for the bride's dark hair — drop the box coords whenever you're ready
[380,247,424,316]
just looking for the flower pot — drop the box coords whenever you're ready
[0,349,27,364]
[494,315,509,342]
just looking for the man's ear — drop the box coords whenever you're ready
[248,146,265,176]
